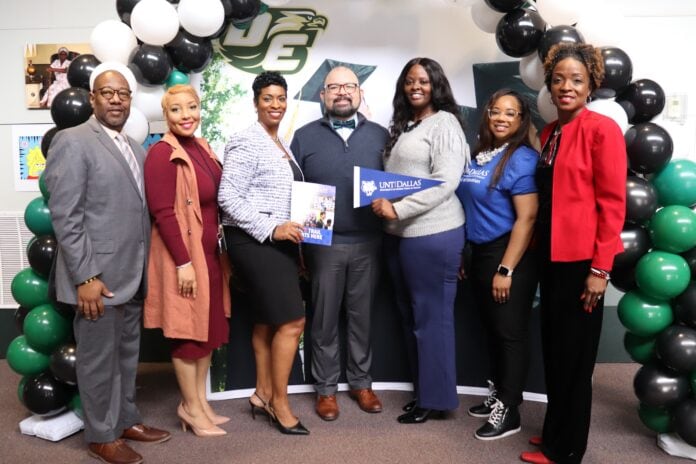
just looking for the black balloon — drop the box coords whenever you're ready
[674,282,696,329]
[166,31,213,73]
[41,127,60,160]
[49,343,77,385]
[52,301,75,320]
[129,44,173,86]
[618,99,636,121]
[617,79,665,124]
[67,54,101,90]
[27,235,57,278]
[229,0,261,25]
[673,399,696,446]
[485,0,524,13]
[14,306,31,333]
[610,264,638,293]
[599,47,633,91]
[50,87,93,129]
[116,0,141,25]
[656,326,696,373]
[625,176,658,223]
[625,123,673,174]
[22,372,71,417]
[633,363,689,409]
[591,88,616,100]
[614,224,650,269]
[495,9,545,58]
[538,25,585,62]
[682,247,696,279]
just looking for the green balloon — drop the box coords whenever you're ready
[17,377,28,405]
[648,205,696,253]
[638,403,672,433]
[617,290,673,337]
[165,70,190,88]
[6,335,50,376]
[11,268,50,309]
[623,331,656,364]
[39,171,50,200]
[24,197,54,236]
[653,159,696,207]
[69,393,83,419]
[23,304,71,354]
[635,251,691,300]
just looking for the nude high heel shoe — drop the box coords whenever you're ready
[177,403,227,437]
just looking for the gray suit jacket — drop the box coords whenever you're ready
[45,117,150,306]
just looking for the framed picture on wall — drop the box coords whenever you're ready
[12,124,53,191]
[24,42,92,110]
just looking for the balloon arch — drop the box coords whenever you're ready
[7,0,696,456]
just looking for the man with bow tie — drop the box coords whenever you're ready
[291,66,388,421]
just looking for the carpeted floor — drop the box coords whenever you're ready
[0,361,683,464]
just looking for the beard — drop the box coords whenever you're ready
[326,98,358,119]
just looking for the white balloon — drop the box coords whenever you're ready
[441,0,479,6]
[123,107,150,145]
[130,0,180,46]
[519,54,545,91]
[263,0,292,6]
[90,62,138,95]
[178,0,225,38]
[132,84,166,122]
[537,0,583,27]
[536,87,558,123]
[90,20,137,64]
[471,2,505,34]
[587,99,630,134]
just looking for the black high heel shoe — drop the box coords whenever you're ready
[402,399,417,412]
[268,403,310,435]
[249,392,271,421]
[397,407,443,424]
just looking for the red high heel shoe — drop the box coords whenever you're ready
[529,436,542,446]
[520,451,555,464]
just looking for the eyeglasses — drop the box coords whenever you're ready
[96,87,132,101]
[487,108,522,119]
[324,83,359,94]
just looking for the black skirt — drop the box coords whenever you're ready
[224,226,304,325]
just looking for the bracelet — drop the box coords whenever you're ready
[590,267,611,280]
[80,276,98,286]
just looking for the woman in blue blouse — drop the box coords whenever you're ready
[456,89,539,441]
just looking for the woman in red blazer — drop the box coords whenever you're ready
[520,43,627,464]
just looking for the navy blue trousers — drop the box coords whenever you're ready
[385,226,464,411]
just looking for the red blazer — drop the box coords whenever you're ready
[540,109,626,270]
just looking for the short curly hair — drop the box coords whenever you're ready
[252,71,287,102]
[543,43,605,92]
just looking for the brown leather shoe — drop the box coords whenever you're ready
[121,423,171,443]
[88,439,143,464]
[349,388,383,413]
[316,395,339,421]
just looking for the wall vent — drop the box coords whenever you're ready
[0,212,34,308]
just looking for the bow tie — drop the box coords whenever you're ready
[332,119,356,130]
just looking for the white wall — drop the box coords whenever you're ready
[0,0,695,219]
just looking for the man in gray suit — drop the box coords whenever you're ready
[45,70,170,464]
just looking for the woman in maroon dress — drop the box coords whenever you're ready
[144,85,231,437]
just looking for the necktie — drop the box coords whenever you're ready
[332,119,356,130]
[115,134,143,195]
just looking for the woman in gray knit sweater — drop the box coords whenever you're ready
[372,57,469,424]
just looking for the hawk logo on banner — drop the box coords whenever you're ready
[218,8,328,75]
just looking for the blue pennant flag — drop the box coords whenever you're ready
[353,167,443,208]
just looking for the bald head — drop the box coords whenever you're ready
[321,66,361,120]
[90,71,132,132]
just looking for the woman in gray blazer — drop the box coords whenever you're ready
[218,71,308,435]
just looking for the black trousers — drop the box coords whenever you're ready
[539,256,604,464]
[470,234,538,407]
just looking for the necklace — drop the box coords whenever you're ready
[475,142,509,166]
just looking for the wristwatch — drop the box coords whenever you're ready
[497,264,513,277]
